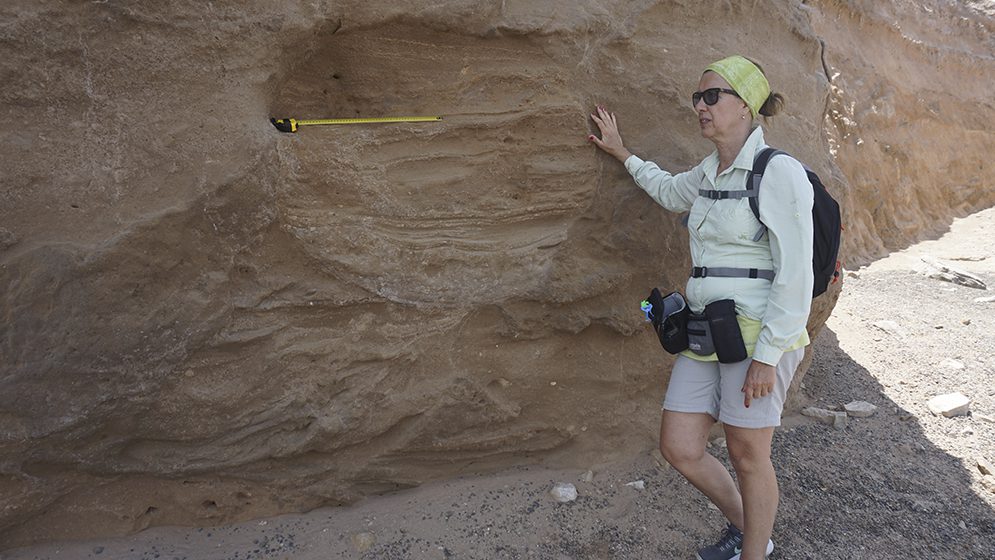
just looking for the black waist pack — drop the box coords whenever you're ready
[686,312,713,356]
[644,288,690,354]
[644,292,747,363]
[704,299,747,363]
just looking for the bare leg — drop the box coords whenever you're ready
[659,411,745,530]
[724,424,777,560]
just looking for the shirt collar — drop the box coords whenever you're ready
[733,126,766,170]
[701,126,767,181]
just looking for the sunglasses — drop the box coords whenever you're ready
[692,88,740,107]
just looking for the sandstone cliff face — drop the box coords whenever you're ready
[1,0,992,547]
[813,0,995,262]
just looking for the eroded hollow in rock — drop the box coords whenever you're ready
[268,22,601,307]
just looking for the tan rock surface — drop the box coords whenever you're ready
[7,206,995,560]
[1,0,993,548]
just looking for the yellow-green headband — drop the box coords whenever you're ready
[705,55,770,118]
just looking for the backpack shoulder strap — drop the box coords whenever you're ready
[748,147,789,241]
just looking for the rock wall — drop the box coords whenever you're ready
[1,0,993,548]
[813,0,995,262]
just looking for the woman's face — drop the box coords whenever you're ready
[695,71,750,142]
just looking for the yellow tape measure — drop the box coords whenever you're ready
[271,116,442,133]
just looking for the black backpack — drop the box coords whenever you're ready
[748,148,842,298]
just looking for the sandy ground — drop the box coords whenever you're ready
[5,207,995,560]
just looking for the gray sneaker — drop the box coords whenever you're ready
[696,524,774,560]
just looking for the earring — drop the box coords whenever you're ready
[741,114,746,120]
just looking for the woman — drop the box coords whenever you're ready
[589,55,814,560]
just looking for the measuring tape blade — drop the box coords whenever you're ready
[271,116,442,133]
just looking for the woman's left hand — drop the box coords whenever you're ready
[742,360,777,408]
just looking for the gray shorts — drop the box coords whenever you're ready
[662,348,804,428]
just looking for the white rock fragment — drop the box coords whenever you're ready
[549,482,577,503]
[978,457,995,477]
[974,295,995,303]
[351,532,376,553]
[580,470,594,483]
[625,480,645,490]
[844,401,877,418]
[802,407,836,421]
[871,320,903,336]
[921,255,987,289]
[802,407,848,429]
[939,358,965,370]
[975,413,995,424]
[926,393,972,417]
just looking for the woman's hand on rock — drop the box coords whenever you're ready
[589,105,632,163]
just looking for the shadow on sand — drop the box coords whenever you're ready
[771,326,995,559]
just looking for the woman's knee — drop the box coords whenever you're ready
[659,412,713,467]
[728,447,770,475]
[725,432,773,475]
[659,437,707,468]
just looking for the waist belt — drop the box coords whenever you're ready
[698,188,758,200]
[691,266,775,281]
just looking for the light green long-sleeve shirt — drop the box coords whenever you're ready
[624,127,814,366]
